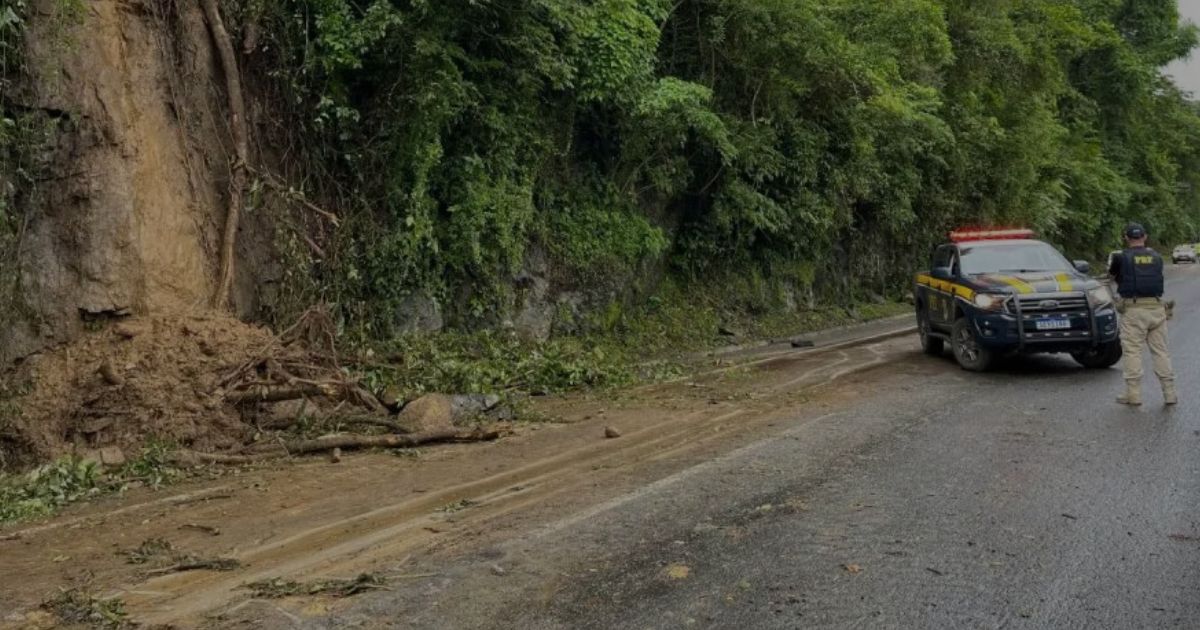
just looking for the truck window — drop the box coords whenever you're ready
[932,246,954,270]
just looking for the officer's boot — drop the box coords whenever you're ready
[1117,379,1143,406]
[1162,379,1179,406]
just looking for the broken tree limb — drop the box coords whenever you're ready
[145,557,241,575]
[348,385,389,415]
[172,428,503,464]
[253,169,342,226]
[341,416,409,433]
[256,413,405,433]
[281,429,462,455]
[201,0,250,309]
[225,383,334,404]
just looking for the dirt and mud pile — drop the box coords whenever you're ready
[1,308,510,471]
[2,314,277,469]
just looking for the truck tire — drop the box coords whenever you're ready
[1071,341,1123,369]
[951,317,994,372]
[917,308,944,356]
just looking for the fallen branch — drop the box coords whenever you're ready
[225,383,333,404]
[244,573,388,599]
[254,169,342,226]
[146,557,241,576]
[342,416,409,433]
[348,385,388,415]
[171,493,233,506]
[281,428,463,455]
[180,523,222,536]
[172,427,503,465]
[256,413,403,433]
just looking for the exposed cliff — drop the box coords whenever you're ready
[1,0,256,363]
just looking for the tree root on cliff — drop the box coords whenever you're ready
[200,0,250,309]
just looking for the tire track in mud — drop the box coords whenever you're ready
[120,337,916,625]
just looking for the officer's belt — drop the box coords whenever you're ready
[1122,296,1163,305]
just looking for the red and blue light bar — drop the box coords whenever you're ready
[948,227,1035,242]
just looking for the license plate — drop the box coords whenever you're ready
[1035,318,1071,331]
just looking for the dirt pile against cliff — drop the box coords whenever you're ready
[0,308,511,471]
[1,313,276,469]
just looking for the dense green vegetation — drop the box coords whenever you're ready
[5,0,1200,339]
[0,444,181,523]
[240,0,1200,335]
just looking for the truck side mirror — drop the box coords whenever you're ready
[931,266,953,279]
[1073,260,1090,274]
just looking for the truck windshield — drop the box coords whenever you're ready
[959,242,1073,275]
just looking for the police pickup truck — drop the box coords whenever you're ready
[914,228,1121,371]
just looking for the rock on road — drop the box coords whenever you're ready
[294,266,1200,630]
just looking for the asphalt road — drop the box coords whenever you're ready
[320,265,1200,630]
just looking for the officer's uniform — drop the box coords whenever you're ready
[1108,223,1177,406]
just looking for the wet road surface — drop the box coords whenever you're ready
[309,266,1200,630]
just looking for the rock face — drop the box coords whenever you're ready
[512,245,554,342]
[2,0,239,364]
[394,293,444,334]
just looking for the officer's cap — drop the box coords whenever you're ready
[1124,223,1147,239]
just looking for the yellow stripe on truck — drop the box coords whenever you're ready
[991,274,1035,294]
[915,274,975,301]
[1055,273,1074,292]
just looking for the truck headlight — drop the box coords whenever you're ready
[973,293,1007,311]
[1088,286,1113,307]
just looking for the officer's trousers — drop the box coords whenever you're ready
[1120,303,1174,383]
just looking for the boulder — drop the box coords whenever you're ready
[395,393,455,433]
[99,446,126,467]
[450,394,502,419]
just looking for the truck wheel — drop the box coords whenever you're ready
[918,309,944,356]
[951,318,994,372]
[1071,341,1123,369]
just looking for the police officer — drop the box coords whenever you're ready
[1108,222,1176,406]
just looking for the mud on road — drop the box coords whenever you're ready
[0,328,920,628]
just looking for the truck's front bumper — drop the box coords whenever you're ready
[971,307,1118,353]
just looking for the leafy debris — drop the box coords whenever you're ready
[42,587,131,629]
[244,573,389,599]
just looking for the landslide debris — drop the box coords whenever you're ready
[0,307,505,472]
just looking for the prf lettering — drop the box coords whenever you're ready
[1134,255,1154,264]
